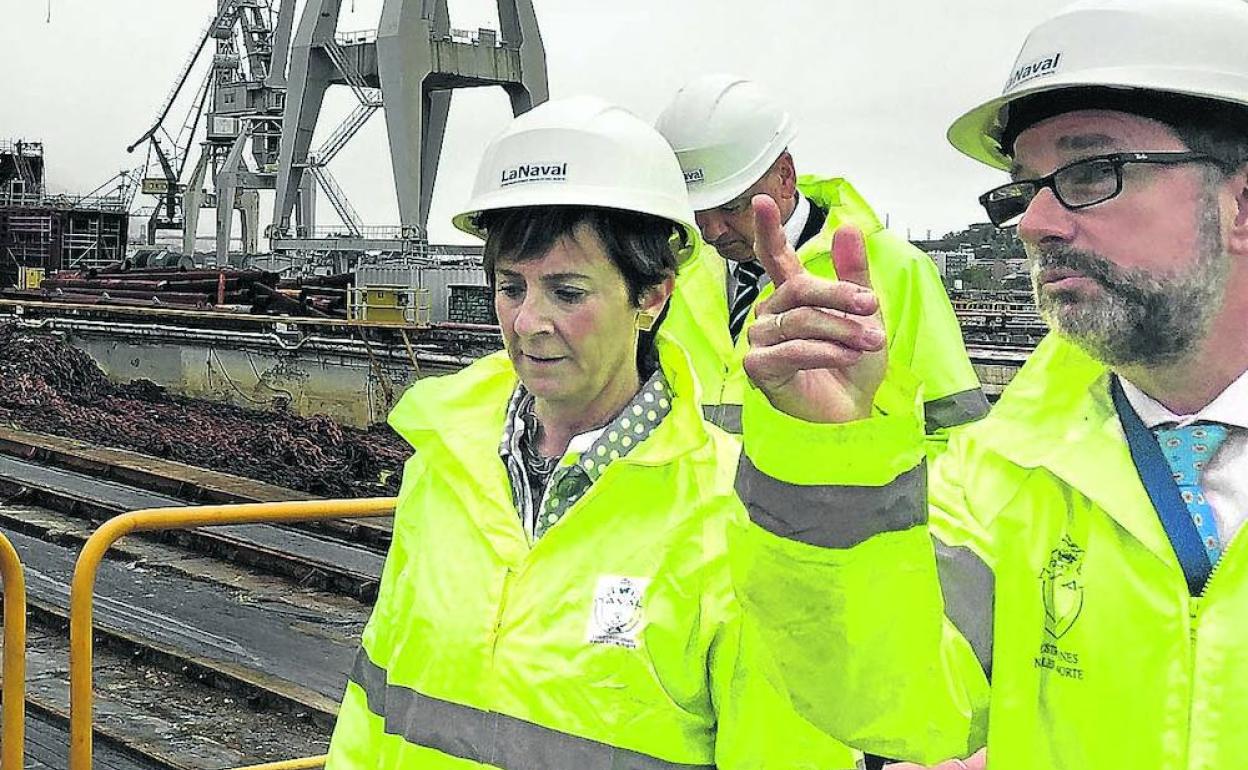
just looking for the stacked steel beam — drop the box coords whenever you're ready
[3,267,356,318]
[270,272,351,317]
[6,267,276,310]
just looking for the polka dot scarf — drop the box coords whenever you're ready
[499,371,673,543]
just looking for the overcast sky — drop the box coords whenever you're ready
[0,0,1073,246]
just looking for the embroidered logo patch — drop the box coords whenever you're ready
[586,575,649,648]
[1033,534,1087,681]
[1041,535,1085,639]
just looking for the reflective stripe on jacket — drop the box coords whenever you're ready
[731,332,1248,768]
[326,341,858,769]
[662,175,987,443]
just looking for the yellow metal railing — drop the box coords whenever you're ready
[68,498,397,770]
[0,532,27,770]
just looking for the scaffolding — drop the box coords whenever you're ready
[0,140,45,201]
[0,141,130,284]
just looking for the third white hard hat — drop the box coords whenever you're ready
[948,0,1248,170]
[655,74,798,211]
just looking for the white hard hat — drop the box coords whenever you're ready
[948,0,1248,170]
[453,96,700,263]
[654,74,798,211]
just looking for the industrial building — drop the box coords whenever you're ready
[0,140,129,286]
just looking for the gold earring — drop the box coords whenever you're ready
[635,312,657,332]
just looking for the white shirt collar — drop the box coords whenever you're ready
[783,192,811,251]
[566,427,606,456]
[1119,368,1248,430]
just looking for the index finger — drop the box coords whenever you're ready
[752,194,804,287]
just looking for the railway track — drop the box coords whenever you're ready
[0,427,392,598]
[0,426,396,546]
[966,342,1034,360]
[24,708,167,770]
[20,620,332,770]
[7,524,361,719]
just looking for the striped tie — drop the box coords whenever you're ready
[729,260,766,341]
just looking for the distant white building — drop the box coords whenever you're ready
[927,247,975,278]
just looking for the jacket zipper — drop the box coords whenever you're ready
[1193,526,1243,621]
[491,567,514,665]
[1184,527,1244,765]
[1209,526,1242,590]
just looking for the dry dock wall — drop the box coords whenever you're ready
[26,317,470,427]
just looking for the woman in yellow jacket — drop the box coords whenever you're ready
[325,97,857,769]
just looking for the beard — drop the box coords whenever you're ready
[1029,195,1231,368]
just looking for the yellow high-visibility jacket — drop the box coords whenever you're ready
[731,332,1248,768]
[663,175,986,448]
[326,341,858,769]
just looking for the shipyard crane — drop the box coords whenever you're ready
[123,0,549,268]
[269,0,549,263]
[78,167,144,212]
[127,0,296,260]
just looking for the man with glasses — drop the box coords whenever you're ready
[654,74,985,446]
[728,1,1248,768]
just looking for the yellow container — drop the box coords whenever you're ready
[20,268,45,290]
[348,287,408,324]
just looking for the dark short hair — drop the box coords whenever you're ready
[478,205,686,376]
[1001,87,1248,173]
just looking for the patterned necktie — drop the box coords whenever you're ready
[729,260,766,341]
[1152,422,1229,566]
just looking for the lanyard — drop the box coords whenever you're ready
[1111,377,1211,594]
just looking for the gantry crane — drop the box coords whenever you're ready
[128,0,295,261]
[127,0,548,267]
[270,0,548,260]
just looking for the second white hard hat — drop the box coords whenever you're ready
[654,74,798,211]
[948,0,1248,170]
[453,96,701,262]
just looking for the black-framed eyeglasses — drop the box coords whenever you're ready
[978,151,1224,228]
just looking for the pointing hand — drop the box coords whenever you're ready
[742,194,887,423]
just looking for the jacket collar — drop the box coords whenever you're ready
[386,346,717,565]
[388,350,516,461]
[794,175,884,269]
[388,340,713,473]
[972,333,1175,566]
